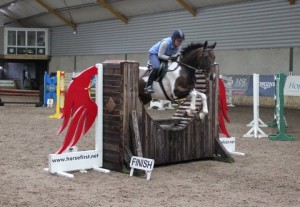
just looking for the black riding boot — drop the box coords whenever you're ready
[144,70,158,94]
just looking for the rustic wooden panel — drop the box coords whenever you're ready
[102,60,140,172]
[139,66,219,165]
[141,113,214,165]
[101,60,219,170]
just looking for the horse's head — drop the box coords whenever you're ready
[180,41,216,72]
[199,41,216,70]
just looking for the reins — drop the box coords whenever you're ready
[175,60,215,72]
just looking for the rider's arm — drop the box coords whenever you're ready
[158,41,170,61]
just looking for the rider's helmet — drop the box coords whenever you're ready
[172,29,185,41]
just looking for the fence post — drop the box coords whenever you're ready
[243,73,268,138]
[268,73,294,141]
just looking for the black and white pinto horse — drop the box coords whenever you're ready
[139,41,216,119]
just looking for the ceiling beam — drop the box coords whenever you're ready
[0,2,14,9]
[288,0,296,5]
[35,0,76,30]
[177,0,196,16]
[0,10,24,27]
[97,0,128,24]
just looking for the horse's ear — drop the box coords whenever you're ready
[211,42,217,49]
[203,41,208,49]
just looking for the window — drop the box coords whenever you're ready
[17,31,26,46]
[37,31,45,46]
[7,31,16,46]
[4,28,49,56]
[27,31,36,46]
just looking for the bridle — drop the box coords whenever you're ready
[175,60,214,73]
[175,48,215,72]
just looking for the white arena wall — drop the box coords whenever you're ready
[49,48,300,109]
[49,48,300,76]
[48,0,300,108]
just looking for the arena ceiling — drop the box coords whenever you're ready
[0,0,297,30]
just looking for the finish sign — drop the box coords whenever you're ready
[129,156,154,180]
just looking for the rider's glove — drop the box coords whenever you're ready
[169,54,179,61]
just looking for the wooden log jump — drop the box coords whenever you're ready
[139,65,220,165]
[0,89,39,96]
[0,89,41,106]
[101,60,230,172]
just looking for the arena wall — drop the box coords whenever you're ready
[49,48,300,75]
[48,0,300,108]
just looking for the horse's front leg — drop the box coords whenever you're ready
[197,91,208,119]
[186,89,208,120]
[185,89,197,117]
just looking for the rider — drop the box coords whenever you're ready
[144,29,185,94]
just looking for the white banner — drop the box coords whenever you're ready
[284,76,300,96]
[48,150,102,173]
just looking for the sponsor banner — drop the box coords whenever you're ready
[0,80,15,87]
[225,75,251,95]
[48,150,101,173]
[284,76,300,96]
[247,75,276,97]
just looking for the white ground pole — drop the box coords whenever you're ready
[243,73,268,138]
[43,63,110,178]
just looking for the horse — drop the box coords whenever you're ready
[138,41,216,119]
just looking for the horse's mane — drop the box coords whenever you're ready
[181,43,204,57]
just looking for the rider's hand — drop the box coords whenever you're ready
[169,54,179,61]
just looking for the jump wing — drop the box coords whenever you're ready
[219,78,231,138]
[56,66,98,154]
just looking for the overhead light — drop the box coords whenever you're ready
[73,29,77,35]
[10,2,16,6]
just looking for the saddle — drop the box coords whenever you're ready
[147,60,169,82]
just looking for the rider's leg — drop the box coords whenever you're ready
[145,54,160,94]
[145,70,158,93]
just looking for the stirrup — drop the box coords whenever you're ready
[144,86,155,94]
[147,61,152,70]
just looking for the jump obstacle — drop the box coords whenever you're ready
[243,73,268,138]
[44,71,91,118]
[43,71,58,107]
[43,64,110,178]
[0,89,41,106]
[99,61,231,170]
[48,71,66,118]
[267,73,294,141]
[44,60,232,177]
